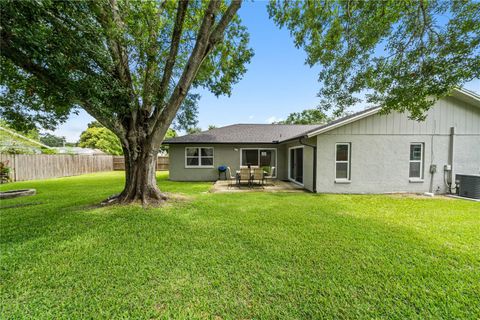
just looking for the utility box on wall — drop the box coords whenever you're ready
[456,174,480,200]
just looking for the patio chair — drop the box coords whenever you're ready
[252,168,264,188]
[226,166,237,188]
[239,167,252,188]
[264,166,275,185]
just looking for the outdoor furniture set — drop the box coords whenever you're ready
[225,166,276,188]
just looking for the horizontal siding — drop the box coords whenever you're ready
[325,96,480,136]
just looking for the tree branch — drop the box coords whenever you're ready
[93,1,138,112]
[81,102,125,138]
[0,38,57,85]
[149,0,220,137]
[92,0,140,136]
[108,0,134,90]
[208,0,242,47]
[141,1,171,113]
[150,0,242,142]
[1,31,124,136]
[149,0,189,114]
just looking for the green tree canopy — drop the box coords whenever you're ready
[40,133,66,147]
[78,124,174,155]
[78,123,123,155]
[164,128,177,140]
[87,121,104,129]
[268,0,480,120]
[276,109,329,125]
[187,127,203,134]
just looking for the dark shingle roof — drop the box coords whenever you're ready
[165,88,480,145]
[164,106,386,145]
[164,124,322,144]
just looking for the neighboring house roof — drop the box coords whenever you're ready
[0,125,51,149]
[0,125,52,154]
[164,124,322,144]
[53,147,106,155]
[164,88,480,145]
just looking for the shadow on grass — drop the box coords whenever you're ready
[1,175,479,318]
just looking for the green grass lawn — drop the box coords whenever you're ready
[1,172,479,319]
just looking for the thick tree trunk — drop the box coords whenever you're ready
[107,137,167,206]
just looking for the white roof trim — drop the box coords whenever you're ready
[306,107,381,137]
[451,88,480,108]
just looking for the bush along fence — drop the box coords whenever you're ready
[0,154,170,182]
[112,156,169,171]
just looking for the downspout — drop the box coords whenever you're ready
[428,121,436,194]
[449,127,456,194]
[299,136,317,193]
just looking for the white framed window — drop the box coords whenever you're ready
[335,143,351,181]
[409,143,424,179]
[185,147,214,168]
[239,148,277,177]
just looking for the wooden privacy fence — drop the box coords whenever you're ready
[112,156,169,171]
[0,154,113,182]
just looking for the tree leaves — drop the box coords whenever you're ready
[269,0,480,120]
[78,123,123,155]
[1,0,252,134]
[276,109,329,125]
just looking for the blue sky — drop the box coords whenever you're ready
[53,1,480,142]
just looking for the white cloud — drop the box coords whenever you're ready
[50,110,95,142]
[248,115,254,120]
[266,116,283,123]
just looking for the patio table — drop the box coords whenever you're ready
[236,169,267,186]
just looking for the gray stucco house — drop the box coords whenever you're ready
[164,88,480,194]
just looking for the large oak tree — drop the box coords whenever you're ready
[2,0,478,205]
[1,0,252,204]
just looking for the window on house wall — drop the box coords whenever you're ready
[259,150,274,167]
[241,149,259,166]
[335,143,351,180]
[240,149,277,176]
[185,147,214,167]
[409,143,423,179]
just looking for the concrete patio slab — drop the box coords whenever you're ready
[211,180,307,193]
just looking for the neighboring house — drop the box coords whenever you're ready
[0,125,52,154]
[164,88,480,194]
[53,147,107,155]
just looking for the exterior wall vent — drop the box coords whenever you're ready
[456,174,480,200]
